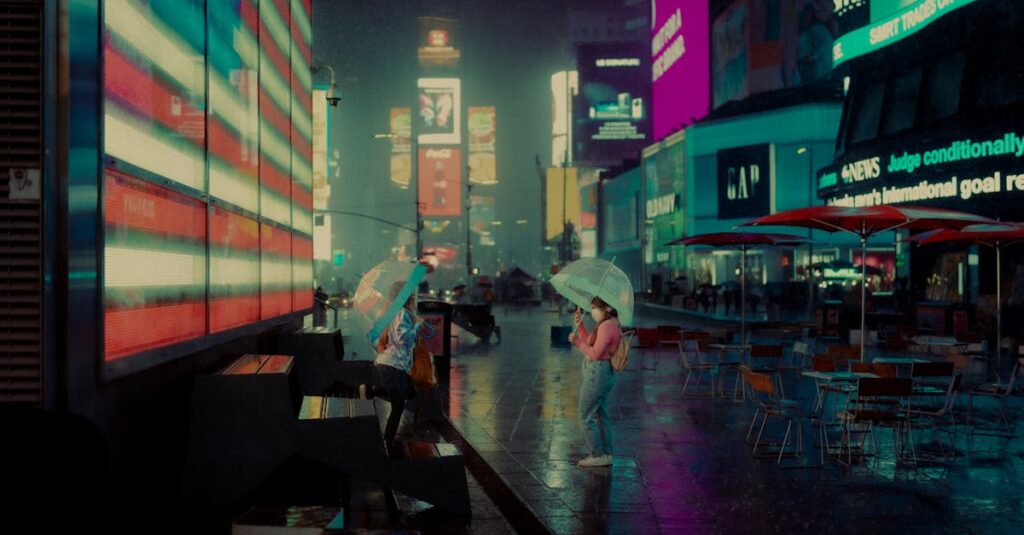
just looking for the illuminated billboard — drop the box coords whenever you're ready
[418,148,463,217]
[417,78,461,145]
[575,44,650,165]
[651,1,710,141]
[313,88,329,210]
[101,0,314,370]
[470,195,496,246]
[418,16,461,70]
[389,107,413,187]
[546,167,581,241]
[467,106,497,184]
[833,0,979,66]
[713,0,838,109]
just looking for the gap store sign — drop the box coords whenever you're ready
[832,0,980,66]
[821,129,1024,217]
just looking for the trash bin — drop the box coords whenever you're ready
[418,300,453,386]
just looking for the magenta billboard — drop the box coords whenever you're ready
[651,0,710,141]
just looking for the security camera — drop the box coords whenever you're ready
[325,81,340,107]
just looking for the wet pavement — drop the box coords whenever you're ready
[442,306,1024,534]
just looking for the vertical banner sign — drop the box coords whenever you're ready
[717,144,773,220]
[468,106,497,184]
[651,0,710,141]
[312,88,329,209]
[545,167,581,241]
[389,107,412,187]
[418,148,463,217]
[417,78,461,145]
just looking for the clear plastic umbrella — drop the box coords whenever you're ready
[551,258,634,326]
[353,261,428,342]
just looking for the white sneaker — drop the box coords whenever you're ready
[577,454,612,467]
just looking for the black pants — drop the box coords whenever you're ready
[375,364,415,446]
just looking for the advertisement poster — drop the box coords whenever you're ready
[713,0,838,108]
[418,147,462,217]
[717,144,773,219]
[651,1,710,141]
[418,16,460,70]
[575,43,650,165]
[389,107,412,187]
[417,78,461,145]
[468,106,497,184]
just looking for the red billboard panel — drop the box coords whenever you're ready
[418,147,462,217]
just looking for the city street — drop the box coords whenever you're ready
[423,307,1024,534]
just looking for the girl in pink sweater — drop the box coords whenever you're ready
[569,296,621,467]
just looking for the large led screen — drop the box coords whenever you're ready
[259,0,294,227]
[102,0,315,369]
[104,0,207,191]
[104,170,207,360]
[546,167,581,241]
[713,0,838,108]
[209,207,260,333]
[575,44,650,165]
[418,147,463,217]
[651,1,710,141]
[417,78,461,145]
[207,0,260,212]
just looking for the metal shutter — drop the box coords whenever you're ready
[0,0,43,404]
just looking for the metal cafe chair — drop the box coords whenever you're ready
[747,344,786,398]
[908,374,963,461]
[967,357,1022,433]
[782,340,813,372]
[745,369,822,467]
[679,339,716,398]
[836,378,916,467]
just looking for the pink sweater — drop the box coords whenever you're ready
[573,318,621,361]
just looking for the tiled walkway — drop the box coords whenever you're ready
[445,307,1024,534]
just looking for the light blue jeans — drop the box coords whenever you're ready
[579,359,616,456]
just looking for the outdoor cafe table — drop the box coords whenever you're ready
[802,370,879,412]
[912,335,968,355]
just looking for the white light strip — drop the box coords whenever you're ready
[291,209,312,234]
[105,105,204,190]
[261,257,293,286]
[106,1,204,95]
[209,72,251,131]
[261,192,292,226]
[105,246,203,288]
[210,256,260,286]
[291,96,313,138]
[209,160,258,212]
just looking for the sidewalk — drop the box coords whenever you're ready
[445,308,1024,534]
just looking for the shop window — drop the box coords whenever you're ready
[880,68,922,136]
[919,52,965,123]
[848,79,885,145]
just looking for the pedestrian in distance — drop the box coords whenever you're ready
[568,296,621,468]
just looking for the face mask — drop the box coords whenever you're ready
[590,308,605,322]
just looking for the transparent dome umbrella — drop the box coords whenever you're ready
[551,257,634,327]
[353,260,428,343]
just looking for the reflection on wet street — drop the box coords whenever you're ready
[447,308,1024,534]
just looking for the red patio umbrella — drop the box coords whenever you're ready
[912,222,1024,371]
[666,232,812,341]
[741,205,996,358]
